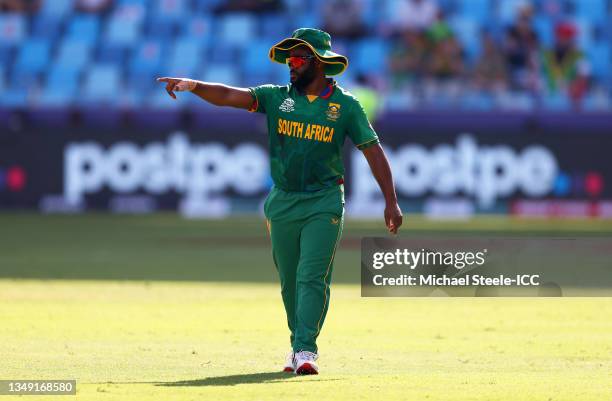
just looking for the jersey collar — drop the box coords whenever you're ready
[319,79,336,99]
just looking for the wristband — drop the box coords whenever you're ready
[175,79,197,92]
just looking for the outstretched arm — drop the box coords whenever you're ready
[156,77,254,110]
[362,144,403,234]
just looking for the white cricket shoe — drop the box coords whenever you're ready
[294,351,319,375]
[283,351,295,372]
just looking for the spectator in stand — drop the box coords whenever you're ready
[503,3,540,91]
[75,0,113,13]
[541,22,590,105]
[322,0,367,39]
[425,11,463,79]
[389,29,428,90]
[473,31,508,92]
[0,0,40,12]
[423,11,464,105]
[387,0,438,36]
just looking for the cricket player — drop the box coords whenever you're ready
[157,28,402,375]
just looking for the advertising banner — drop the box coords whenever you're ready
[1,112,611,217]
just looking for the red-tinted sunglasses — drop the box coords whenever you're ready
[286,55,315,69]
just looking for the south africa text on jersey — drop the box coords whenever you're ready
[277,118,335,143]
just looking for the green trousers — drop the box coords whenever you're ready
[264,185,345,354]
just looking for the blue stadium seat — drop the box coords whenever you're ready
[56,39,92,72]
[450,17,480,61]
[153,0,187,21]
[15,39,51,76]
[260,13,290,39]
[181,15,213,42]
[165,37,203,77]
[147,0,186,39]
[128,70,155,94]
[207,44,236,64]
[458,0,490,24]
[104,6,145,47]
[146,15,176,40]
[329,38,349,63]
[242,41,273,75]
[39,0,74,19]
[361,0,382,30]
[128,40,164,94]
[293,13,321,31]
[497,0,524,24]
[97,42,127,64]
[203,64,239,86]
[533,16,554,48]
[435,0,456,13]
[0,44,11,66]
[31,14,63,40]
[39,66,80,106]
[576,19,595,51]
[0,84,28,107]
[45,65,80,92]
[271,66,289,86]
[66,14,100,45]
[130,40,164,76]
[573,0,606,23]
[0,14,26,47]
[352,39,389,74]
[218,14,257,48]
[83,64,121,102]
[105,18,140,47]
[588,42,610,80]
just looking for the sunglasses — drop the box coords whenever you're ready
[286,55,315,69]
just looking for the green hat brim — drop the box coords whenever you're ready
[269,38,348,76]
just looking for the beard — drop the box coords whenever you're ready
[291,62,317,91]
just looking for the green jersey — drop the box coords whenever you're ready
[249,80,379,193]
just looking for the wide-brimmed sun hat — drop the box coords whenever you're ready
[269,28,348,76]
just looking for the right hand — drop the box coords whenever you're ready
[156,77,197,99]
[384,201,403,235]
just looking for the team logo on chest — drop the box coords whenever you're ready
[326,102,341,121]
[279,98,295,113]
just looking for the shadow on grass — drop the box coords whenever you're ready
[158,372,293,386]
[157,372,342,387]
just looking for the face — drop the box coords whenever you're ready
[287,46,319,89]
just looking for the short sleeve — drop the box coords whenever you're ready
[248,84,278,114]
[347,99,379,150]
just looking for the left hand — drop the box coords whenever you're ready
[384,202,403,235]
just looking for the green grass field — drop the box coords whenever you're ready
[1,213,611,400]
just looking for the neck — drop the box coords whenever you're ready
[301,75,328,95]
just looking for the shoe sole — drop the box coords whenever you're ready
[295,363,318,375]
[283,367,294,373]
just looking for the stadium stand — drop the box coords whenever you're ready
[0,0,610,111]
